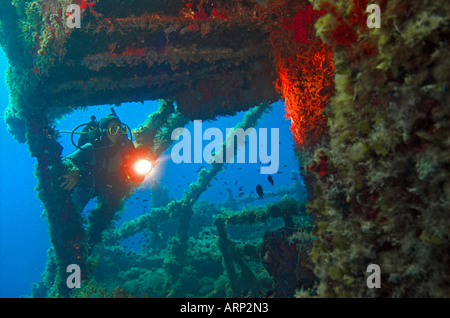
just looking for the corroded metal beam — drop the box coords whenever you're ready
[2,0,278,142]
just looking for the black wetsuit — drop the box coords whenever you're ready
[65,138,135,213]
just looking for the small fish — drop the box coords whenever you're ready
[143,199,148,202]
[238,192,244,197]
[256,184,264,199]
[238,186,243,191]
[268,175,274,186]
[234,179,237,186]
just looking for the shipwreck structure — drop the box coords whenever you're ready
[1,0,449,297]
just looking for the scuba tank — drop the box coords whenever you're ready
[70,108,133,150]
[71,115,101,149]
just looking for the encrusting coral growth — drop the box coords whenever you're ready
[262,0,336,204]
[306,0,450,297]
[132,99,188,158]
[3,0,279,144]
[266,0,335,150]
[214,195,316,297]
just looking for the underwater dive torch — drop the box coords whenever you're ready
[125,148,154,183]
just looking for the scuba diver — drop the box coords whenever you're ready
[60,109,153,246]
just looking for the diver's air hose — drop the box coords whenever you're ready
[59,111,133,150]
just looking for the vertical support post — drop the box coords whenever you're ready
[214,218,240,297]
[24,109,88,297]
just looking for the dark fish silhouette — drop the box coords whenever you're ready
[268,175,274,186]
[238,192,244,197]
[256,184,264,199]
[238,186,243,191]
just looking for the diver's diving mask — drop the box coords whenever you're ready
[107,124,128,136]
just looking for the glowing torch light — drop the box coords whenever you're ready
[133,159,152,176]
[126,154,154,183]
